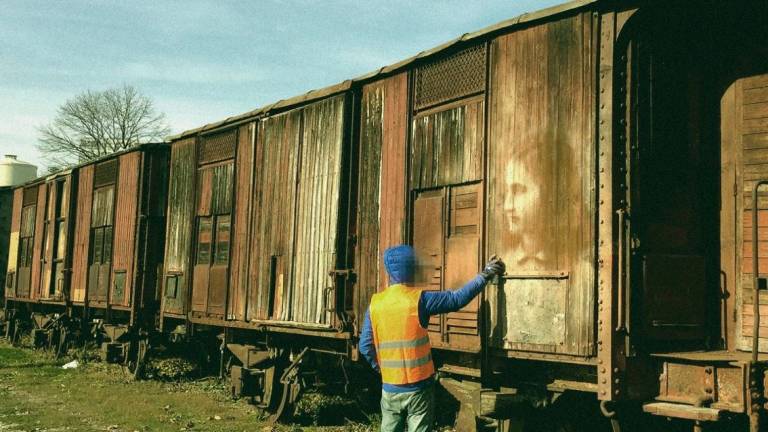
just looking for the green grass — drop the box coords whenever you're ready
[0,341,377,432]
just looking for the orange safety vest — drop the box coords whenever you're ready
[369,284,435,385]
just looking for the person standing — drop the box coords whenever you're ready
[359,244,505,432]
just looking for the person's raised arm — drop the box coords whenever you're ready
[418,257,505,327]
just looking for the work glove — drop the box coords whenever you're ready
[480,255,506,281]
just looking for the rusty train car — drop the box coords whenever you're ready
[143,0,768,430]
[3,144,169,362]
[155,1,768,430]
[3,0,768,430]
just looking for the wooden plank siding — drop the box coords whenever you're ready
[247,95,347,326]
[227,123,254,321]
[161,138,197,316]
[249,109,302,322]
[410,97,484,190]
[354,81,384,329]
[291,96,345,325]
[738,73,768,352]
[354,73,409,331]
[5,188,23,298]
[378,74,409,291]
[38,182,54,300]
[485,12,597,356]
[29,185,47,300]
[110,152,141,308]
[70,165,94,303]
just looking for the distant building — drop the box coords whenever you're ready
[0,154,37,187]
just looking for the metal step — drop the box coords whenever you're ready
[643,402,722,422]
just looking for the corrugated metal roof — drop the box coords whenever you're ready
[168,0,597,141]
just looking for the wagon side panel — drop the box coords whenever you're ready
[248,111,301,322]
[29,185,47,300]
[486,12,597,357]
[161,138,197,316]
[71,165,94,303]
[110,151,141,308]
[228,123,254,321]
[5,188,23,298]
[292,95,346,325]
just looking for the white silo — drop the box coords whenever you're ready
[0,154,37,187]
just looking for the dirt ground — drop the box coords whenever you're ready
[0,341,378,432]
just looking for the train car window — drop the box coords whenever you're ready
[214,215,231,265]
[196,217,212,265]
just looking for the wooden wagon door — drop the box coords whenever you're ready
[729,73,768,351]
[192,161,234,318]
[412,183,482,351]
[88,160,118,304]
[16,187,39,298]
[40,179,70,301]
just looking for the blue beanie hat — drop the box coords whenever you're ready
[383,244,416,284]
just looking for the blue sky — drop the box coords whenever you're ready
[0,0,562,171]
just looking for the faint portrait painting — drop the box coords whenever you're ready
[502,156,545,268]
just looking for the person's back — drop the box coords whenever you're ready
[359,245,505,432]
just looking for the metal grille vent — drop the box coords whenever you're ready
[22,186,38,206]
[199,130,236,165]
[414,45,486,111]
[93,159,119,188]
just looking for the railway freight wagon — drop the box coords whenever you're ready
[157,1,768,430]
[3,144,169,364]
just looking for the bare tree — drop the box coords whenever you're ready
[37,85,170,168]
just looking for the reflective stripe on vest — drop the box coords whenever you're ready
[369,284,435,385]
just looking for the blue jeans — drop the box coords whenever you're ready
[380,384,435,432]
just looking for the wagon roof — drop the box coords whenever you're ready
[168,0,596,141]
[14,142,168,190]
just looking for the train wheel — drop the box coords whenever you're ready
[126,338,149,380]
[258,349,305,423]
[268,376,301,423]
[11,319,22,346]
[55,326,69,359]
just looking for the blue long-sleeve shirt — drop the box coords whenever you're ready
[359,274,487,393]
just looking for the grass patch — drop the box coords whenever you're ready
[0,341,378,431]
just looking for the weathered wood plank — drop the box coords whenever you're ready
[487,12,596,356]
[110,152,140,307]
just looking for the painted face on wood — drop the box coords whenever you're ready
[503,158,540,239]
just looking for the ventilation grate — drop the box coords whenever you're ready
[199,130,237,165]
[414,45,486,111]
[93,159,119,188]
[22,186,38,206]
